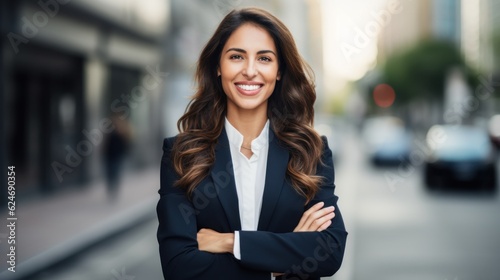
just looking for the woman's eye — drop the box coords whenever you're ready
[230,55,243,60]
[259,56,272,62]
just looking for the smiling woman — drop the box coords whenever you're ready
[157,7,347,280]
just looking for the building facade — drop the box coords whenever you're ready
[1,0,170,198]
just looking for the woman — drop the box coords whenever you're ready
[157,7,347,280]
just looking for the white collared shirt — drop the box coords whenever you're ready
[224,117,269,260]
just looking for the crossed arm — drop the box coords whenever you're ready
[197,201,335,253]
[197,201,336,276]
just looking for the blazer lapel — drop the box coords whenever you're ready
[210,128,242,230]
[257,128,289,231]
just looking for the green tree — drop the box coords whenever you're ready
[381,39,478,104]
[492,31,500,68]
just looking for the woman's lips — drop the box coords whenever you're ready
[235,83,263,96]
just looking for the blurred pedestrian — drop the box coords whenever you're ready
[157,7,347,279]
[103,114,131,200]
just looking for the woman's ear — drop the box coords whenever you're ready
[217,66,221,77]
[277,71,281,81]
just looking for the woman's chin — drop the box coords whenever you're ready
[231,100,268,112]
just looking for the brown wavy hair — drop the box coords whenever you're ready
[172,7,324,203]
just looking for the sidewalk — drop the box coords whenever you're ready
[0,167,160,280]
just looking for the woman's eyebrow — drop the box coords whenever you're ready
[226,48,276,56]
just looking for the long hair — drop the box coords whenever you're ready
[173,7,324,203]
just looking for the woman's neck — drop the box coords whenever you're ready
[226,108,268,144]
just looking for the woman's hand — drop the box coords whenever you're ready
[197,228,234,254]
[293,201,335,232]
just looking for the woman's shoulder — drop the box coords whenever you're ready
[162,135,179,152]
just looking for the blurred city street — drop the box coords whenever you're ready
[2,0,500,279]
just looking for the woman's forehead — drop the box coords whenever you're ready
[222,23,277,53]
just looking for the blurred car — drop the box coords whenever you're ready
[424,125,497,190]
[488,114,500,149]
[362,116,412,166]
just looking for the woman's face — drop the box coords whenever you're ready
[218,23,280,114]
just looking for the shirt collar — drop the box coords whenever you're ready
[224,117,269,154]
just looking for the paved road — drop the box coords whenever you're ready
[29,127,500,280]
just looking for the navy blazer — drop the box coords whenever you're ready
[157,127,347,280]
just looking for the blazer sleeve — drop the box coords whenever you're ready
[157,137,266,280]
[238,136,348,278]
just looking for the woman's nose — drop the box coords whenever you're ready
[242,61,257,78]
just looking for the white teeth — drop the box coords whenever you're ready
[237,84,261,91]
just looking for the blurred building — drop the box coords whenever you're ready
[378,0,432,59]
[1,0,170,198]
[461,0,491,73]
[433,0,461,44]
[374,0,499,126]
[379,0,500,73]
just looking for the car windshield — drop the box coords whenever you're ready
[433,126,491,161]
[363,117,408,145]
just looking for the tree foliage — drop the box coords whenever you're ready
[381,39,478,104]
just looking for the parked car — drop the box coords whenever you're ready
[362,116,412,166]
[424,125,497,191]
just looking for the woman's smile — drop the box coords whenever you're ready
[234,81,264,96]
